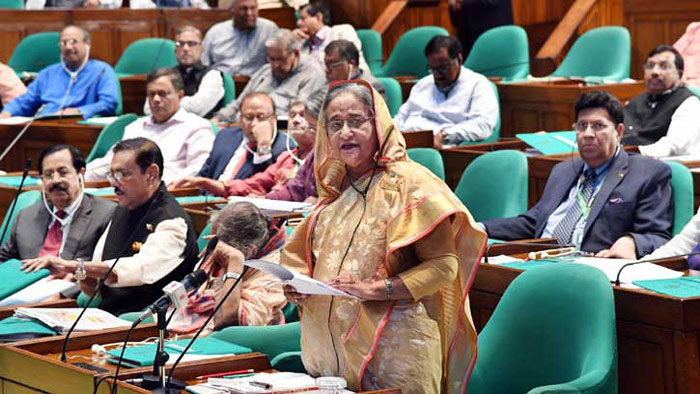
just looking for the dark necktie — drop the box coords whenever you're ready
[38,210,67,257]
[552,169,596,245]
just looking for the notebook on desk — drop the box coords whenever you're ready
[516,131,577,155]
[0,259,50,301]
[106,337,252,367]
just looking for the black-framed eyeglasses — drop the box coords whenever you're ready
[573,121,613,133]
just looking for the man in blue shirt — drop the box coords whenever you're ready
[0,25,118,119]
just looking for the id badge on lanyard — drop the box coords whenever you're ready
[572,183,598,249]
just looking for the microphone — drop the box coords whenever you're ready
[0,158,32,244]
[135,269,208,324]
[613,251,700,286]
[483,240,569,263]
[0,104,45,165]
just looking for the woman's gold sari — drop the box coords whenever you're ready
[281,80,487,393]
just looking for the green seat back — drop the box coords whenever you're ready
[407,148,445,180]
[666,161,694,235]
[468,263,617,393]
[197,222,213,252]
[464,25,529,80]
[454,150,527,222]
[114,38,178,76]
[76,292,102,308]
[8,32,61,74]
[114,78,123,116]
[459,81,501,146]
[374,26,449,78]
[222,72,236,106]
[86,114,138,163]
[0,190,42,245]
[0,0,24,9]
[376,77,402,117]
[210,322,300,362]
[356,29,383,75]
[551,26,630,82]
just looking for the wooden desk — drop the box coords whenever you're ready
[469,256,700,394]
[497,80,645,138]
[0,119,103,173]
[0,299,76,320]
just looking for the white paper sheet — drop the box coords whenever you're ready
[244,260,359,299]
[572,257,684,284]
[227,196,312,212]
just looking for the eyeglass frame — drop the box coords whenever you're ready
[325,116,374,134]
[106,169,134,184]
[175,40,201,48]
[240,112,275,123]
[572,120,616,133]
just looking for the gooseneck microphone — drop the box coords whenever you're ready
[483,240,569,263]
[135,269,208,324]
[614,251,700,286]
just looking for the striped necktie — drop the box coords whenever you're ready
[552,169,597,246]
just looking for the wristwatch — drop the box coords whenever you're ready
[75,258,87,281]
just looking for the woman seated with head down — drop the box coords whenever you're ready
[169,202,287,335]
[281,80,487,393]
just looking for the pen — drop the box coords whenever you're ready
[250,381,273,389]
[224,373,255,379]
[196,369,254,379]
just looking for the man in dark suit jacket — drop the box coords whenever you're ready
[169,92,293,195]
[483,91,673,258]
[0,145,115,263]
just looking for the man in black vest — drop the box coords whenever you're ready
[24,138,199,315]
[144,25,225,119]
[622,44,700,157]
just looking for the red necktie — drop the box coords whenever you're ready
[39,210,66,257]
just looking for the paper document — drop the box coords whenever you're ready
[206,372,316,393]
[0,116,32,125]
[0,278,77,307]
[572,257,683,284]
[227,196,312,212]
[78,116,120,126]
[244,260,359,299]
[13,307,131,333]
[484,255,524,264]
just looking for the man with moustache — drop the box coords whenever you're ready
[1,145,115,263]
[482,91,673,259]
[24,138,199,315]
[144,25,225,118]
[0,25,118,119]
[202,0,278,78]
[621,45,700,157]
[323,40,385,97]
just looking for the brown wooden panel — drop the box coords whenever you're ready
[0,11,67,64]
[617,321,673,394]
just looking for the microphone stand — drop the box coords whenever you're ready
[0,158,31,244]
[139,309,185,393]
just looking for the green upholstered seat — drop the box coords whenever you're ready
[222,72,236,106]
[376,76,402,117]
[374,26,449,78]
[550,26,631,83]
[666,161,694,235]
[468,263,617,393]
[86,114,138,163]
[407,148,445,180]
[454,150,527,222]
[356,29,383,75]
[114,38,178,76]
[8,32,61,75]
[464,25,529,80]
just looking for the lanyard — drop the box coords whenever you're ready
[575,173,599,220]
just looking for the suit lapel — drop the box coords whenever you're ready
[219,129,243,178]
[536,160,583,236]
[583,150,629,237]
[29,205,52,257]
[60,195,93,260]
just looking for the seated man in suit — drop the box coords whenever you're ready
[621,44,700,157]
[482,91,673,259]
[0,145,115,263]
[169,92,292,194]
[85,67,215,184]
[0,25,118,119]
[143,25,225,119]
[23,138,199,315]
[393,35,499,148]
[294,1,369,74]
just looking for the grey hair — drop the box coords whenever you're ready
[212,202,270,259]
[265,29,301,53]
[323,83,375,125]
[305,88,325,119]
[175,25,202,39]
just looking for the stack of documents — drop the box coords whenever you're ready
[106,337,251,367]
[0,316,57,342]
[188,372,319,393]
[13,308,131,333]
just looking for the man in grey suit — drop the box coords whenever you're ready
[0,145,115,263]
[482,91,673,259]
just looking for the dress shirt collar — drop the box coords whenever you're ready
[311,26,330,47]
[50,193,81,225]
[146,107,189,126]
[582,145,620,179]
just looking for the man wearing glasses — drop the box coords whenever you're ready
[481,91,673,259]
[212,29,326,124]
[170,92,293,194]
[143,26,225,119]
[621,44,700,158]
[24,138,199,315]
[0,25,118,119]
[1,145,114,264]
[393,35,498,148]
[86,68,214,184]
[323,40,385,97]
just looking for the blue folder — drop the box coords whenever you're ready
[0,259,51,301]
[516,131,578,155]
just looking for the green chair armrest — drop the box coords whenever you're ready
[76,292,102,308]
[270,351,305,373]
[528,369,612,393]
